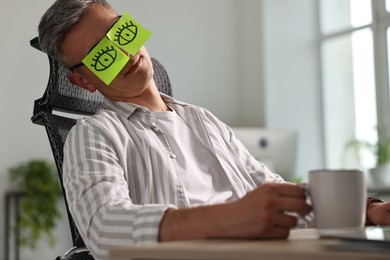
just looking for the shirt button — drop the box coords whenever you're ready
[177,185,184,194]
[170,153,176,159]
[152,127,160,133]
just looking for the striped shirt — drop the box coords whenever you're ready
[153,109,239,205]
[63,94,284,260]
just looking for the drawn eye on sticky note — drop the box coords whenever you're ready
[82,37,130,85]
[107,12,152,55]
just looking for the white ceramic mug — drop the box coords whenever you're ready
[306,169,366,229]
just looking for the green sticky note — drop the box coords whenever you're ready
[107,12,152,55]
[82,37,130,85]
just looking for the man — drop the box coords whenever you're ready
[38,1,390,259]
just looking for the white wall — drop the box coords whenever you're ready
[111,0,265,126]
[262,0,324,180]
[0,0,323,259]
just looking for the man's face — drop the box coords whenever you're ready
[61,4,154,101]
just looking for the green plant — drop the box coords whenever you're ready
[292,176,303,184]
[345,138,390,167]
[8,159,62,249]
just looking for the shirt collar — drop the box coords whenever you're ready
[101,93,188,119]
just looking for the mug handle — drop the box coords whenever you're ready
[297,183,316,227]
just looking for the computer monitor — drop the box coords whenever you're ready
[231,127,298,182]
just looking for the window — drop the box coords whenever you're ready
[319,0,390,170]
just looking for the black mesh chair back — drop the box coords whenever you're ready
[30,37,172,259]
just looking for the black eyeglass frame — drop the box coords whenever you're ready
[69,62,84,72]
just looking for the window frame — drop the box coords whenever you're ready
[372,1,390,141]
[318,0,390,169]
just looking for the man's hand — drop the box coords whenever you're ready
[367,201,390,226]
[159,183,311,241]
[222,183,311,238]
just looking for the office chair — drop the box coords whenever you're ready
[30,37,172,260]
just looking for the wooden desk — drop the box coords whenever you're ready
[109,229,390,260]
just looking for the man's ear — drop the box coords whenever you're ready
[68,72,97,92]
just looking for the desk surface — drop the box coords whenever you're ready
[109,229,390,260]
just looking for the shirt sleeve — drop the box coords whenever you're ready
[198,107,285,186]
[62,119,174,260]
[227,126,285,185]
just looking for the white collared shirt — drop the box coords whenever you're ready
[63,94,284,260]
[153,109,237,205]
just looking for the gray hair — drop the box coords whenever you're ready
[38,0,114,66]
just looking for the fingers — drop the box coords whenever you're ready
[279,197,312,216]
[258,183,311,216]
[267,182,307,199]
[367,202,390,226]
[253,214,297,238]
[232,183,311,239]
[256,197,308,229]
[274,212,299,229]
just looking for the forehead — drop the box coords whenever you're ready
[60,4,118,63]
